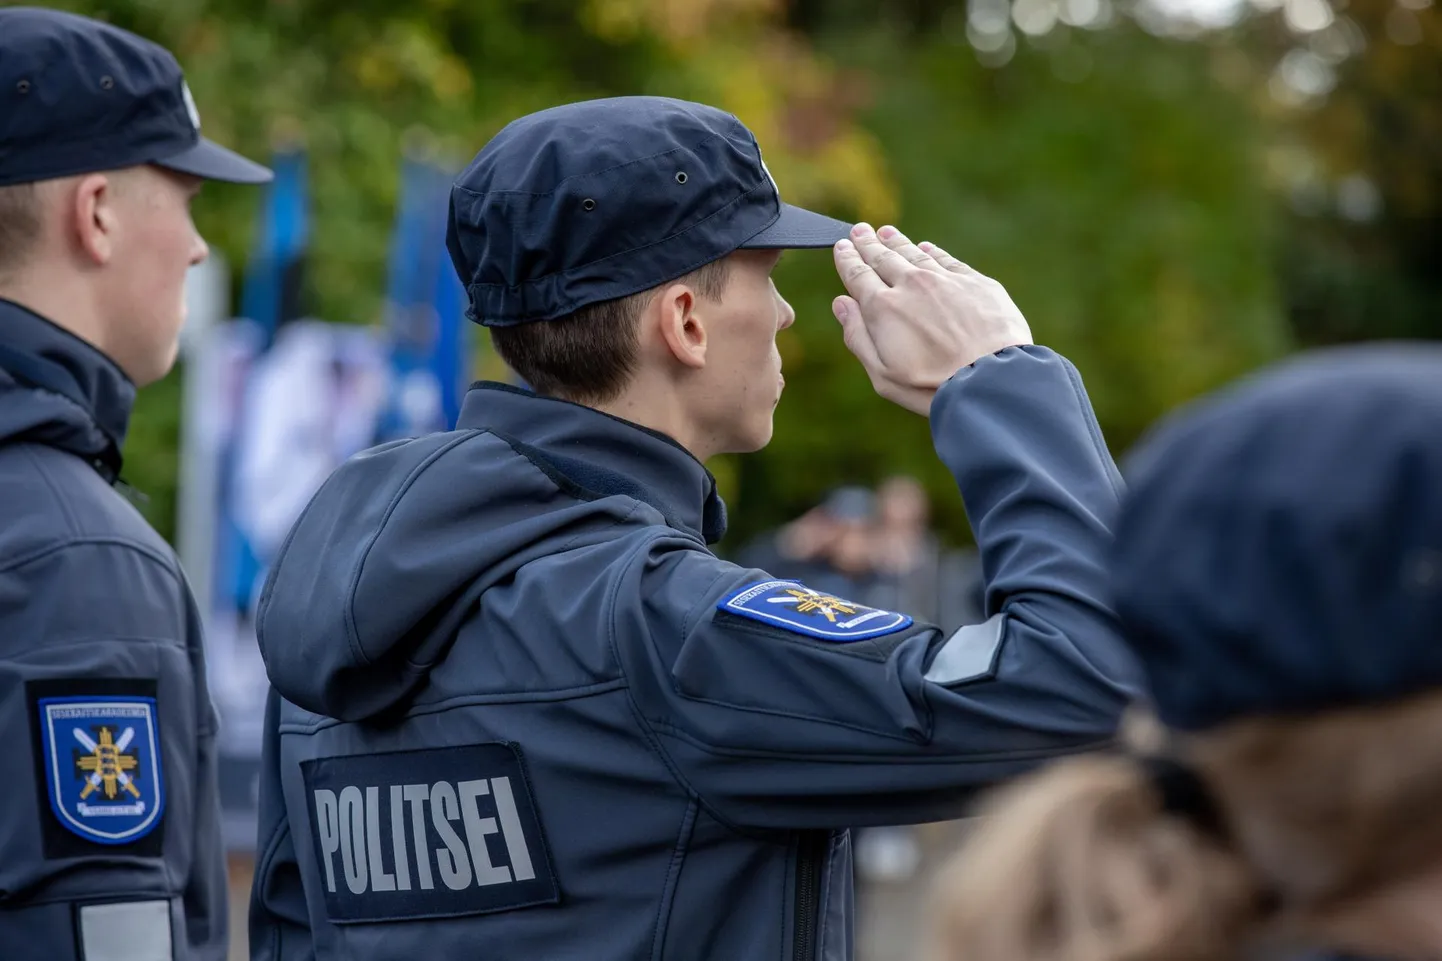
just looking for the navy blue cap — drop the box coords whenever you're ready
[0,7,272,187]
[446,96,854,326]
[1111,343,1442,732]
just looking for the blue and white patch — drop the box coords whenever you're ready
[719,579,913,642]
[38,696,165,845]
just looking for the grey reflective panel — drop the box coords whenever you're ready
[924,615,1006,685]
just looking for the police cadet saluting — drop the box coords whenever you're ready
[248,97,1143,961]
[0,8,272,960]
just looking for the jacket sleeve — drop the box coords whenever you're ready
[614,345,1145,830]
[0,536,229,959]
[248,687,315,961]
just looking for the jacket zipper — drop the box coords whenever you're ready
[793,831,828,961]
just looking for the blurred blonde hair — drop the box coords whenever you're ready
[927,691,1442,961]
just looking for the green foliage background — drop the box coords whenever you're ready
[30,0,1435,552]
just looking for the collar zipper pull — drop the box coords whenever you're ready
[114,477,150,509]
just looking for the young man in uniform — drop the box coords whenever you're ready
[248,96,1142,961]
[0,8,271,960]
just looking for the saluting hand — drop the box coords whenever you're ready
[831,223,1033,416]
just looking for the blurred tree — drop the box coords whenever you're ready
[51,0,1290,554]
[720,12,1289,551]
[1244,0,1442,345]
[54,0,892,540]
[49,0,891,330]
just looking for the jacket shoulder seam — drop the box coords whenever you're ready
[606,534,755,834]
[275,679,631,735]
[0,533,180,582]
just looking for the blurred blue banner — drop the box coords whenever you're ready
[239,149,309,348]
[374,153,470,441]
[217,147,309,619]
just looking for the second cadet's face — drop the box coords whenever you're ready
[699,249,795,454]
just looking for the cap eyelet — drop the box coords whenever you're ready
[100,75,115,90]
[675,171,688,184]
[582,198,597,211]
[16,80,31,94]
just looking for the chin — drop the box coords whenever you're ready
[734,418,775,454]
[131,339,183,388]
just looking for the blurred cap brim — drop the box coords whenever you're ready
[740,203,852,249]
[156,137,273,185]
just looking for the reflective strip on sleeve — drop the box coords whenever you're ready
[79,899,172,961]
[923,614,1006,685]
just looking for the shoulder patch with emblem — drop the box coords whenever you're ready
[718,579,914,642]
[36,692,165,846]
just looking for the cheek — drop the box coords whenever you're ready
[113,218,193,329]
[745,293,781,359]
[138,219,195,290]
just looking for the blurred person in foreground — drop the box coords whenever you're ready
[247,96,1142,961]
[928,344,1442,961]
[0,8,271,960]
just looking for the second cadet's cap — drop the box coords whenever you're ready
[0,7,272,187]
[1111,343,1442,732]
[447,96,854,327]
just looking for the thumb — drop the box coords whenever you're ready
[833,295,883,371]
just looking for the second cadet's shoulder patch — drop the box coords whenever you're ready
[718,579,913,642]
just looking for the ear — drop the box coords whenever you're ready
[653,280,707,371]
[68,173,119,267]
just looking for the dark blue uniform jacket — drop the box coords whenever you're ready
[249,345,1143,961]
[0,299,228,961]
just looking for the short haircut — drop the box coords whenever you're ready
[490,256,731,405]
[0,182,40,278]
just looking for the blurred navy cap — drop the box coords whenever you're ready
[1112,343,1442,732]
[823,486,876,522]
[0,7,272,187]
[447,96,854,326]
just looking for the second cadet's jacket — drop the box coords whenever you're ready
[248,345,1144,961]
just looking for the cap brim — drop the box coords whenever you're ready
[740,203,853,249]
[155,137,273,185]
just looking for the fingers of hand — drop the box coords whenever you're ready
[917,241,973,277]
[878,225,945,273]
[833,239,888,301]
[850,223,913,287]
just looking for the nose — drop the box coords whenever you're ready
[775,285,796,332]
[190,231,210,267]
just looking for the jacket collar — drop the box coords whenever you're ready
[458,382,727,544]
[0,297,134,483]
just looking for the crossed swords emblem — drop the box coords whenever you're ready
[770,588,860,624]
[73,725,141,800]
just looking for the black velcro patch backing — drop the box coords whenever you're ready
[301,743,559,924]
